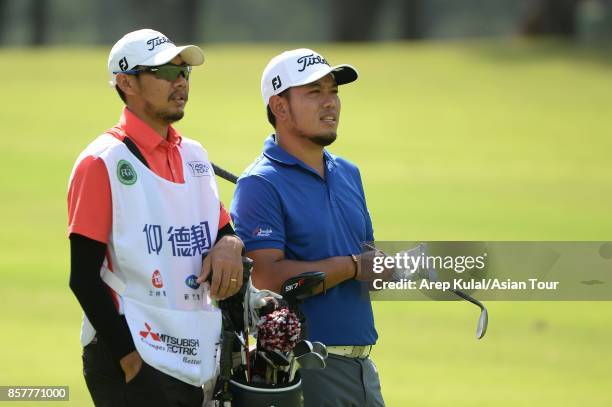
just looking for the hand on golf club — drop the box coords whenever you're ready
[353,249,395,283]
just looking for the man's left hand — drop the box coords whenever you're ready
[197,235,244,299]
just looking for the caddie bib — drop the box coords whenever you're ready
[73,133,222,386]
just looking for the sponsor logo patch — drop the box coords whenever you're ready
[138,322,200,357]
[253,226,273,238]
[140,322,161,341]
[185,274,200,290]
[117,159,137,185]
[187,161,210,177]
[152,270,164,288]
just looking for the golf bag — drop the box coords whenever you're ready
[212,259,326,406]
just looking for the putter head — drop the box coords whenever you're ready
[281,271,325,303]
[476,307,488,339]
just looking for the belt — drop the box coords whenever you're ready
[326,345,372,359]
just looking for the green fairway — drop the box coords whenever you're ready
[1,41,611,406]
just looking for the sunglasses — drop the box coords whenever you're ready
[114,63,192,82]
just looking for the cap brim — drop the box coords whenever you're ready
[139,44,205,67]
[331,64,358,85]
[292,64,358,89]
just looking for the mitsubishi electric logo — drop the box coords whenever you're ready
[138,322,200,356]
[140,322,161,341]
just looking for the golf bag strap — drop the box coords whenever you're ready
[122,136,150,169]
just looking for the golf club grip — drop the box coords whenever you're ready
[212,162,238,184]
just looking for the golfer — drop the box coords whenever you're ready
[67,29,244,406]
[230,49,385,406]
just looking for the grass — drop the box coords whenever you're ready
[0,40,611,406]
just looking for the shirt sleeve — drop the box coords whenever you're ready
[67,156,112,244]
[230,175,285,252]
[218,202,231,229]
[69,234,135,361]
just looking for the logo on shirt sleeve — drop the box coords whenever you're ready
[187,161,210,177]
[253,225,273,238]
[117,159,137,185]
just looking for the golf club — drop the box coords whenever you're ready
[311,341,328,359]
[210,164,489,339]
[450,289,488,339]
[363,242,489,339]
[211,162,238,184]
[257,351,276,385]
[296,351,326,370]
[292,340,313,357]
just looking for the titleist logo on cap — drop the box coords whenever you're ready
[296,54,329,72]
[146,36,174,51]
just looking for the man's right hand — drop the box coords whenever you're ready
[354,249,393,282]
[119,350,143,383]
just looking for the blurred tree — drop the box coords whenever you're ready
[400,0,426,39]
[96,0,203,44]
[331,0,383,41]
[125,0,203,43]
[0,0,6,44]
[520,0,581,37]
[30,0,48,45]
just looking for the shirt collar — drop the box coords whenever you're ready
[263,134,337,176]
[118,107,182,153]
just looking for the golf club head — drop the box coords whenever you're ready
[296,351,326,370]
[476,307,488,339]
[450,289,489,339]
[269,349,290,367]
[257,351,275,368]
[292,340,313,357]
[281,271,325,303]
[311,341,328,359]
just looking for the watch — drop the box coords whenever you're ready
[350,254,359,279]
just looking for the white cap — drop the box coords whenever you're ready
[107,28,204,86]
[261,48,358,105]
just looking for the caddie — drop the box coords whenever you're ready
[67,28,244,406]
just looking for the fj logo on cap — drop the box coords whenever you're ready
[117,159,137,185]
[119,57,129,71]
[296,54,329,72]
[272,75,282,90]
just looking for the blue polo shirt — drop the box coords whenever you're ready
[230,135,377,345]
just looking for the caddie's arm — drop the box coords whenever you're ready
[197,223,245,300]
[69,233,142,382]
